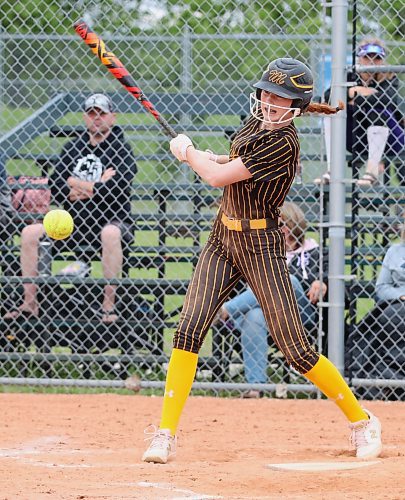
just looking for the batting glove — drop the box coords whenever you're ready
[170,134,194,162]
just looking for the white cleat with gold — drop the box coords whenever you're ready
[142,426,176,464]
[349,409,382,459]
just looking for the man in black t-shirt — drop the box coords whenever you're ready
[5,94,137,323]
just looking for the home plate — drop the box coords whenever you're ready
[267,461,380,471]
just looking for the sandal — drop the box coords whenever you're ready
[357,172,379,187]
[314,171,330,184]
[101,308,119,324]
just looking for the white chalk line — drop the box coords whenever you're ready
[138,481,223,499]
[0,435,66,458]
[0,438,264,499]
[0,435,143,469]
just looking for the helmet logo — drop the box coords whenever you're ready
[290,72,313,90]
[268,70,287,85]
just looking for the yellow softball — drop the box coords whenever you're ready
[43,209,74,240]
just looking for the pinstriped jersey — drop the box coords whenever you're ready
[222,116,299,220]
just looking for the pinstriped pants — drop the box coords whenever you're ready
[173,214,320,374]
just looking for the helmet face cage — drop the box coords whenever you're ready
[251,58,313,122]
[249,91,301,124]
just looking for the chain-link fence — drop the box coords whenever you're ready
[0,1,403,399]
[343,2,405,401]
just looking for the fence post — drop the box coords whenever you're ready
[328,0,349,373]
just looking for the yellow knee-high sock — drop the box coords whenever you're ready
[160,348,198,435]
[304,354,368,423]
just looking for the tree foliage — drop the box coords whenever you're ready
[0,0,402,109]
[0,0,402,40]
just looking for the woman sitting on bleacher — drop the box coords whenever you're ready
[316,37,404,186]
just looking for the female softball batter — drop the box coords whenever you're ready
[142,58,382,464]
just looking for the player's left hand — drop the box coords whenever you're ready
[170,134,194,161]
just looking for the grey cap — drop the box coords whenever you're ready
[84,93,113,113]
[253,58,313,111]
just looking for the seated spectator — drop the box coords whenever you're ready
[4,93,137,323]
[316,37,404,186]
[218,201,328,397]
[347,224,405,399]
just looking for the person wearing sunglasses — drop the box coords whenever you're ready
[316,38,404,186]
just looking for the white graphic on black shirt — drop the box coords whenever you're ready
[295,252,310,268]
[73,154,103,181]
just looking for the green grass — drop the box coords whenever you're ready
[0,105,34,133]
[0,384,136,395]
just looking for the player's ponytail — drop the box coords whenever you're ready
[305,100,344,115]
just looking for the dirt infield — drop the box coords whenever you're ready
[0,394,403,499]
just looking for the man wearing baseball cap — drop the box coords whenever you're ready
[84,93,113,114]
[83,93,115,144]
[5,93,137,325]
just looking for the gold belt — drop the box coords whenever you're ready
[221,213,278,232]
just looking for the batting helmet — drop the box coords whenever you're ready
[253,58,313,112]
